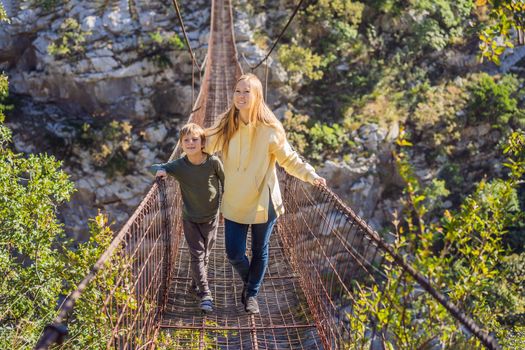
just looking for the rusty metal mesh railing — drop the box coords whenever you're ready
[35,179,183,349]
[277,171,500,349]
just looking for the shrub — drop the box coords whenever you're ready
[347,130,525,349]
[282,111,309,154]
[283,110,351,163]
[0,2,8,22]
[406,0,474,52]
[278,44,325,81]
[477,0,524,64]
[47,18,92,59]
[466,73,525,129]
[0,113,76,348]
[145,30,184,68]
[80,120,132,175]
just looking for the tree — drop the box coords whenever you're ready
[0,70,75,347]
[348,130,525,349]
[0,72,120,348]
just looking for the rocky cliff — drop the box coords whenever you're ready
[1,0,417,240]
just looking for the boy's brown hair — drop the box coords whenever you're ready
[178,123,206,149]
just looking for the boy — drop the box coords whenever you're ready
[150,123,224,312]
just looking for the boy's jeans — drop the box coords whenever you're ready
[224,202,277,298]
[183,216,218,298]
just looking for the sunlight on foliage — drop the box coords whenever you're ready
[0,76,136,349]
[477,0,525,64]
[278,44,325,81]
[345,130,525,349]
[282,110,353,163]
[0,2,9,23]
[47,18,92,59]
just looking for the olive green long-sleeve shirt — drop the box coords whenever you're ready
[150,154,224,223]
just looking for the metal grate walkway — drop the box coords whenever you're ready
[160,225,323,349]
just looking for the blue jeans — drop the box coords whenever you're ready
[225,201,277,298]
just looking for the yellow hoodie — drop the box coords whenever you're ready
[206,122,320,224]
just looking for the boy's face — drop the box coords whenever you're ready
[181,132,203,157]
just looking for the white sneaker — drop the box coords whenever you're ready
[200,295,214,313]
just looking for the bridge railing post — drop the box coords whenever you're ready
[157,177,173,314]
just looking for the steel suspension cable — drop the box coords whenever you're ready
[170,0,202,106]
[247,0,307,71]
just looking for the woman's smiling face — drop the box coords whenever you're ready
[233,80,253,111]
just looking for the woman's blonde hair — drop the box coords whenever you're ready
[207,73,284,156]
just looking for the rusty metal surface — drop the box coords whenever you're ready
[160,224,323,349]
[35,178,183,350]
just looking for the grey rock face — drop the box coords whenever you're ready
[2,0,210,239]
[316,123,404,232]
[1,0,209,121]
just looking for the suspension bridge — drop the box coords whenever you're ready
[35,0,501,349]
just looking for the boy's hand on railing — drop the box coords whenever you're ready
[155,170,167,179]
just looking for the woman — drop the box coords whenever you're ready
[206,73,326,314]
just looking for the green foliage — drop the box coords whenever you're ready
[363,0,474,55]
[439,162,463,189]
[47,18,92,59]
[0,76,135,348]
[58,213,139,349]
[317,0,364,26]
[278,44,325,81]
[33,0,64,11]
[272,0,477,132]
[405,72,524,156]
[272,1,365,85]
[477,0,525,64]
[411,80,468,153]
[0,74,12,144]
[80,120,132,175]
[347,130,525,349]
[149,30,184,50]
[466,73,525,128]
[282,111,352,163]
[252,28,270,50]
[144,30,185,68]
[353,92,405,126]
[412,82,467,130]
[0,2,9,23]
[407,0,474,51]
[305,0,364,44]
[0,74,7,100]
[0,100,75,347]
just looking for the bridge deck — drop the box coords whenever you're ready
[159,0,323,348]
[160,224,323,349]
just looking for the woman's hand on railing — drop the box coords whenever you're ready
[313,177,326,187]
